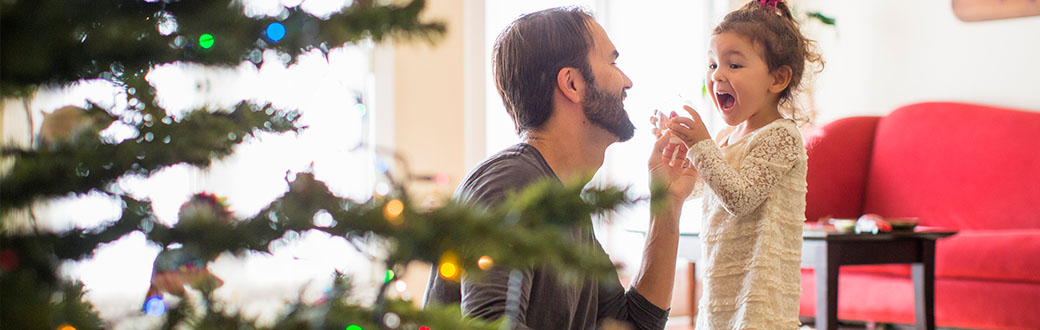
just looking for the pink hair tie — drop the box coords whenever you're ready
[760,0,781,9]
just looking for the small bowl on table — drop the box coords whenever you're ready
[887,217,919,231]
[827,218,857,233]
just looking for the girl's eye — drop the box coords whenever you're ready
[730,64,742,69]
[708,63,718,69]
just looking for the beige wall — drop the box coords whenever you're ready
[391,0,474,307]
[393,0,473,202]
[796,0,1040,124]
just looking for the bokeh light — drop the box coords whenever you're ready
[385,269,395,283]
[384,199,404,225]
[266,22,286,42]
[199,33,215,49]
[57,325,76,330]
[477,255,494,271]
[439,261,458,279]
[345,325,363,330]
[383,312,401,329]
[434,173,450,186]
[144,295,166,316]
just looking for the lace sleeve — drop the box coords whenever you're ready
[685,125,802,216]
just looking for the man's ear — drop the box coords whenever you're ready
[768,65,793,94]
[557,67,585,104]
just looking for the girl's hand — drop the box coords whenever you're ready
[667,105,711,148]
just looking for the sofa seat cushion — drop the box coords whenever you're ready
[834,230,1040,283]
[800,270,1040,329]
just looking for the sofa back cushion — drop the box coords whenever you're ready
[862,102,1040,230]
[803,116,880,222]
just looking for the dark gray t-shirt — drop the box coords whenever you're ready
[422,143,669,330]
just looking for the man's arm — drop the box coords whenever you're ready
[632,133,699,309]
[630,200,682,309]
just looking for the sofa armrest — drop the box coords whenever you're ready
[803,116,880,222]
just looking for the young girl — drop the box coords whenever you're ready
[658,0,822,328]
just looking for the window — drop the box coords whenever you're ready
[12,33,383,325]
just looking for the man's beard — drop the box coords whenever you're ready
[583,84,635,142]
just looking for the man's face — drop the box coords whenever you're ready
[582,19,635,142]
[582,78,634,142]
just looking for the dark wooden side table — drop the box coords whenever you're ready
[804,229,956,330]
[638,228,957,329]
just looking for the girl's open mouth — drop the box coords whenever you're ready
[716,92,736,110]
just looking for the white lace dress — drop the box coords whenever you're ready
[686,119,807,330]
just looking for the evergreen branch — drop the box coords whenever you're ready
[1,0,445,95]
[2,173,634,329]
[0,102,300,214]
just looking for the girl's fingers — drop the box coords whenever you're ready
[668,118,695,130]
[667,122,691,136]
[682,105,702,120]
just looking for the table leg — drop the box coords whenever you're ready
[814,243,839,330]
[912,241,937,330]
[689,261,697,326]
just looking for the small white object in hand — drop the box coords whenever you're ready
[655,110,685,166]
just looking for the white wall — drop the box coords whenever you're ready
[797,0,1040,124]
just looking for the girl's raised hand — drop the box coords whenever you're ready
[668,105,711,148]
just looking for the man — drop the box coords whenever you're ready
[423,7,698,330]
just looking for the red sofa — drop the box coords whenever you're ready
[797,102,1040,329]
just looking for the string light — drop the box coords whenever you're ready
[199,33,215,49]
[144,295,165,316]
[394,279,407,292]
[384,199,404,225]
[385,269,395,283]
[383,312,401,329]
[419,326,431,330]
[57,325,76,330]
[439,261,458,279]
[345,325,363,330]
[266,22,286,42]
[374,182,391,196]
[439,251,459,280]
[477,256,494,271]
[434,173,450,186]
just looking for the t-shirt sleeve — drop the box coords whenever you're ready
[597,277,670,330]
[452,160,545,327]
[461,267,534,329]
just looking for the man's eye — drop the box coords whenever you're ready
[708,63,717,69]
[730,64,742,69]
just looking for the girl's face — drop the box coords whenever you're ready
[706,32,782,127]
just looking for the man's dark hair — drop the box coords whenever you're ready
[492,7,596,135]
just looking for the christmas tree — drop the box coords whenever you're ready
[1,1,652,329]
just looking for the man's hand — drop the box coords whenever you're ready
[648,127,699,204]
